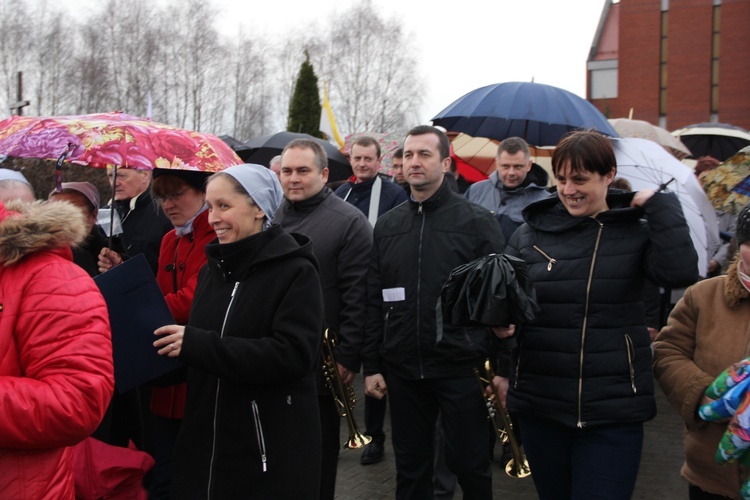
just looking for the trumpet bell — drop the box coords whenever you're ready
[506,458,531,479]
[345,432,372,450]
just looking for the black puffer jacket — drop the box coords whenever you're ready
[362,179,506,380]
[173,225,323,499]
[505,191,699,429]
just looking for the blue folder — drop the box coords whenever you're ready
[94,253,182,394]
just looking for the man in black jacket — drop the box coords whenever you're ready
[362,126,505,499]
[274,139,372,500]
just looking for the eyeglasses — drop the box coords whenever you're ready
[159,188,190,202]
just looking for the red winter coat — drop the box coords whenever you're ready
[0,200,114,499]
[151,209,214,419]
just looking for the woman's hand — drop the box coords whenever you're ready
[630,189,656,208]
[98,247,123,273]
[154,324,185,358]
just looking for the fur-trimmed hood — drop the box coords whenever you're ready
[0,199,87,266]
[724,255,750,308]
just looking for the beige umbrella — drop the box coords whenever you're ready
[609,118,692,160]
[449,132,554,185]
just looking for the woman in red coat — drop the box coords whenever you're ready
[0,199,114,499]
[100,169,214,499]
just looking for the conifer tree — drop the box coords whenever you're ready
[287,51,321,137]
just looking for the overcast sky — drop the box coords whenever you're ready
[59,0,608,123]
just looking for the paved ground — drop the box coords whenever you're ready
[334,379,688,499]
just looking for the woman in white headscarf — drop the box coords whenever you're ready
[155,164,324,499]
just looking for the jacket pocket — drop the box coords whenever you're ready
[251,401,268,472]
[624,334,636,394]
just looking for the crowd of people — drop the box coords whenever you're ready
[0,124,746,500]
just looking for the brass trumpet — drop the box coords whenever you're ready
[322,328,372,449]
[474,359,531,478]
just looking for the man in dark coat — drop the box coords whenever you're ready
[335,135,407,227]
[274,138,373,500]
[362,126,506,499]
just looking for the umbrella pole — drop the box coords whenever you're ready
[108,164,118,249]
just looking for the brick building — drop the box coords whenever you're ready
[587,0,750,131]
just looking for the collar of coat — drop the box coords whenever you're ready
[0,199,87,266]
[281,186,331,215]
[407,177,453,211]
[724,256,750,308]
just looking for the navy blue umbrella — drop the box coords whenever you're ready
[431,82,619,146]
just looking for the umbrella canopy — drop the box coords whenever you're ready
[608,118,692,160]
[612,137,720,277]
[672,122,750,162]
[343,132,403,172]
[700,146,750,216]
[431,82,619,146]
[243,131,352,182]
[0,112,242,172]
[729,147,750,197]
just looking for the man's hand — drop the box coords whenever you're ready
[491,376,509,409]
[337,362,355,385]
[98,247,123,273]
[492,324,515,339]
[365,373,388,400]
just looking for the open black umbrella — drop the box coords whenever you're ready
[431,82,619,147]
[243,131,352,182]
[672,122,750,162]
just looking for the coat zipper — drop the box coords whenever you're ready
[577,220,604,429]
[383,307,392,344]
[207,281,240,498]
[416,202,426,379]
[251,401,268,472]
[625,334,637,394]
[532,245,557,271]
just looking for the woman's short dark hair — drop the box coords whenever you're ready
[552,130,616,177]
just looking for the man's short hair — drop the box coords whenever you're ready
[282,139,328,172]
[352,136,381,159]
[405,125,451,161]
[497,137,531,159]
[393,147,403,160]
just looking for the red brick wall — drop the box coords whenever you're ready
[589,0,750,131]
[719,0,750,130]
[665,0,713,129]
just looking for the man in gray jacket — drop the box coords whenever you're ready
[274,138,372,500]
[464,137,550,241]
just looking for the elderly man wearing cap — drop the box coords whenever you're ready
[101,167,172,276]
[0,168,35,203]
[154,164,324,499]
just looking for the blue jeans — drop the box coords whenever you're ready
[387,373,491,500]
[518,415,644,500]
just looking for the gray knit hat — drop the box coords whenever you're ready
[221,164,283,230]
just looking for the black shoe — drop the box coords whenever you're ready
[360,441,384,465]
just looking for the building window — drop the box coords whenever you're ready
[659,11,668,117]
[588,60,618,99]
[711,5,720,114]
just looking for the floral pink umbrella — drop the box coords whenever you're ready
[0,111,243,245]
[0,111,243,187]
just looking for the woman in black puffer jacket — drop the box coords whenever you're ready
[503,131,699,500]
